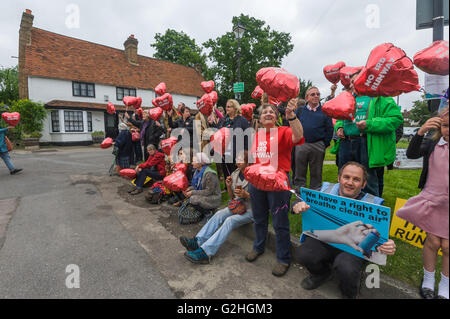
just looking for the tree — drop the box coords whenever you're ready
[408,97,432,126]
[298,77,314,99]
[203,14,294,105]
[0,66,19,105]
[151,29,208,78]
[8,99,46,140]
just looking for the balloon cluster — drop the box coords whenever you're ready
[197,81,218,116]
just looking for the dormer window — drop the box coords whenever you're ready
[116,87,136,101]
[73,82,95,98]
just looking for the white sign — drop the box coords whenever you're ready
[393,148,423,169]
[424,74,449,99]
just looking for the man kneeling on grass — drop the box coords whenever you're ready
[180,151,254,264]
[292,161,396,299]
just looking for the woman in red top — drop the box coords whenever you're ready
[246,99,304,277]
[129,144,166,195]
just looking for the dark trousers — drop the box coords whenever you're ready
[297,236,365,298]
[134,143,143,164]
[136,169,163,189]
[294,141,326,191]
[337,136,380,197]
[249,183,292,264]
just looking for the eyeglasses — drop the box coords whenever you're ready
[309,93,320,97]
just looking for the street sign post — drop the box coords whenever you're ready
[233,82,244,93]
[416,0,448,30]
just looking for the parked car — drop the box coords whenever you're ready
[403,127,420,140]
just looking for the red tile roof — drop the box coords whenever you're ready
[45,100,151,112]
[25,28,205,97]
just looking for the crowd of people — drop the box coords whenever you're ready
[107,71,448,300]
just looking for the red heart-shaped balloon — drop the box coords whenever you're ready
[174,163,188,174]
[353,43,420,97]
[123,96,139,107]
[208,91,218,105]
[321,91,356,121]
[1,112,21,126]
[100,137,113,149]
[155,82,167,96]
[132,131,141,142]
[197,94,213,116]
[148,107,163,122]
[256,67,300,102]
[201,80,215,94]
[154,93,173,111]
[339,66,364,89]
[210,127,231,155]
[241,104,255,122]
[323,61,346,84]
[135,108,143,120]
[120,168,137,179]
[161,136,178,156]
[134,97,142,109]
[251,86,264,99]
[414,40,449,76]
[268,96,281,106]
[107,102,116,115]
[163,171,189,192]
[244,164,290,192]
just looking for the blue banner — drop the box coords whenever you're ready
[300,187,391,265]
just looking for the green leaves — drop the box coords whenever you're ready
[9,99,46,135]
[151,29,208,77]
[0,65,19,105]
[151,14,295,106]
[408,97,431,126]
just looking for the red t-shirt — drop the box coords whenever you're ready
[250,126,304,172]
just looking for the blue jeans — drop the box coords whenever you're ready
[196,207,254,257]
[338,137,380,197]
[249,183,292,264]
[0,151,15,171]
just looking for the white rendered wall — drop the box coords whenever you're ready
[28,77,199,108]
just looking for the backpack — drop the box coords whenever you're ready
[177,200,204,225]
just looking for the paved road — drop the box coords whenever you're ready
[0,147,175,298]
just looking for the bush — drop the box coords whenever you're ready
[6,99,46,141]
[91,131,105,137]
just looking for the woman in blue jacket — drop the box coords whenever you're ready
[0,126,22,175]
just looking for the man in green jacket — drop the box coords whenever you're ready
[334,72,403,197]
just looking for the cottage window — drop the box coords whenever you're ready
[64,111,84,132]
[73,82,95,98]
[116,87,136,101]
[51,111,60,132]
[87,112,93,132]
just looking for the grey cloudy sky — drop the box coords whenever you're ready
[1,0,448,110]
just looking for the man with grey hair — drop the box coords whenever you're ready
[293,86,334,191]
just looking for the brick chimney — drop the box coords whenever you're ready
[18,9,34,99]
[124,34,139,65]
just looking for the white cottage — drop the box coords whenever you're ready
[18,9,205,145]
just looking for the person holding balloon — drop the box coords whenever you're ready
[0,126,22,175]
[245,100,304,277]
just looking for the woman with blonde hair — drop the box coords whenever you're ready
[213,99,250,179]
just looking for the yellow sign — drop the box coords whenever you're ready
[390,198,442,256]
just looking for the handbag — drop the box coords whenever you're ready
[5,136,13,152]
[177,199,204,225]
[228,198,247,215]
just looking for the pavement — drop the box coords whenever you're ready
[0,146,420,299]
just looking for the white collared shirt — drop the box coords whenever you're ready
[306,104,320,112]
[438,137,448,146]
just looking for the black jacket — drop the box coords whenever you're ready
[406,133,439,189]
[214,115,250,159]
[169,116,194,147]
[128,118,164,149]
